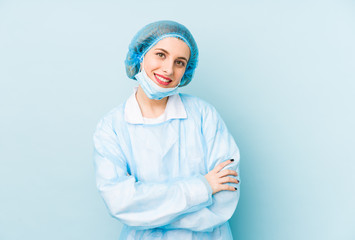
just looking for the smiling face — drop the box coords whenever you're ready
[141,37,191,88]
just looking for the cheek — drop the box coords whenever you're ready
[144,60,161,80]
[144,58,161,72]
[175,68,186,80]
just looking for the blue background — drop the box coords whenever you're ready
[0,0,354,239]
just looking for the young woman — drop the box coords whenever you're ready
[93,20,240,240]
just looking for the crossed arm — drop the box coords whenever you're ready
[93,106,240,231]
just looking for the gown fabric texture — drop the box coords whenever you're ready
[93,91,240,240]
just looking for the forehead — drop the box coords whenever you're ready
[152,37,190,58]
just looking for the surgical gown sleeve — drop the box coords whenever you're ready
[162,103,240,232]
[93,116,213,229]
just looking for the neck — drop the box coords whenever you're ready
[136,85,168,118]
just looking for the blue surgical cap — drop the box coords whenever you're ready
[125,20,199,87]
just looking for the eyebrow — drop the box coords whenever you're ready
[154,48,188,62]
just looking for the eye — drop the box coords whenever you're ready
[156,52,165,58]
[176,60,186,67]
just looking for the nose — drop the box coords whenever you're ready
[162,60,174,76]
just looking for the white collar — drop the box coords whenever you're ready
[124,87,187,124]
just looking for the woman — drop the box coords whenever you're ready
[93,20,240,240]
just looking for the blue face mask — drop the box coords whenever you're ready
[135,63,179,100]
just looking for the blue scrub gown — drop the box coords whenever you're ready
[93,92,240,240]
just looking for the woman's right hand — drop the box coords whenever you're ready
[204,159,239,194]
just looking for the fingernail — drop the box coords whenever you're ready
[230,159,234,162]
[234,187,238,190]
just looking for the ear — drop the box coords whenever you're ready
[139,60,144,72]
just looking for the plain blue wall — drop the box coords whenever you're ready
[0,0,354,239]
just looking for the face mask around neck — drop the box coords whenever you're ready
[135,61,179,100]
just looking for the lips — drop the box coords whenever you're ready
[154,73,172,86]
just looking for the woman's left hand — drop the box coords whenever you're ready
[204,159,239,194]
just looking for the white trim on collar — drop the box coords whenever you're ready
[124,87,187,124]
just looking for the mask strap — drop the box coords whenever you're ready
[138,57,145,73]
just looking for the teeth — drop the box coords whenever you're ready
[156,74,170,82]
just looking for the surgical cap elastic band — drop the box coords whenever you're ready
[138,34,192,62]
